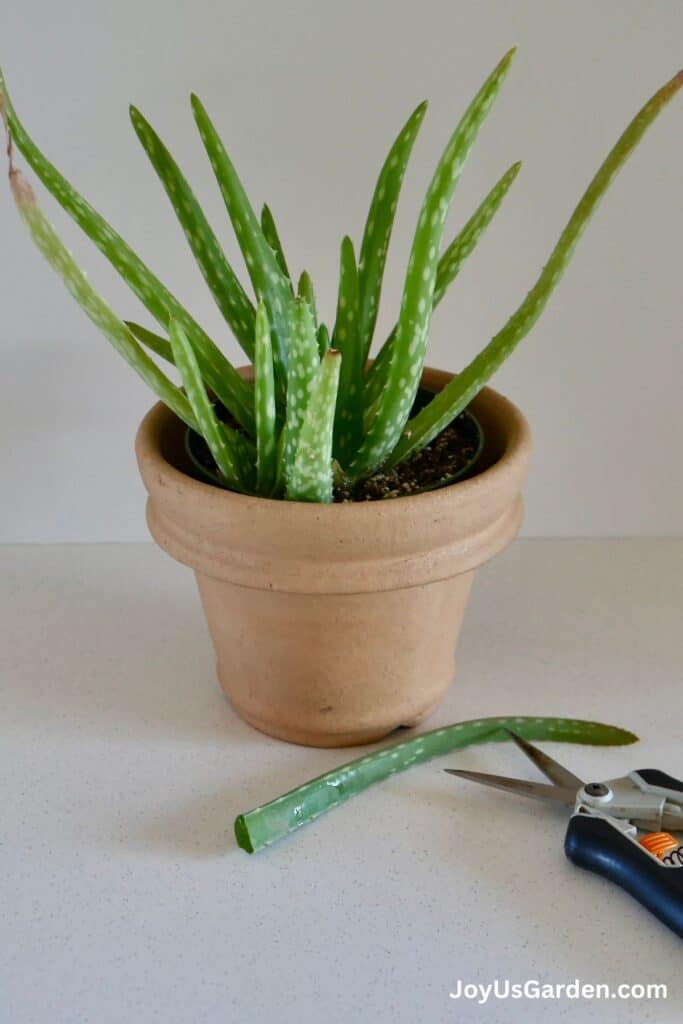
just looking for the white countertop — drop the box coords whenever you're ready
[1,539,681,1024]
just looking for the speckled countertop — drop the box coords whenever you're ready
[1,540,681,1023]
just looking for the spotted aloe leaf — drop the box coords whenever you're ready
[169,318,252,491]
[0,70,255,435]
[126,321,261,479]
[129,105,256,360]
[364,160,522,414]
[261,203,292,284]
[254,301,278,494]
[332,237,363,466]
[357,100,427,361]
[278,298,320,489]
[8,167,196,431]
[297,270,317,325]
[348,48,516,479]
[389,67,683,466]
[235,716,637,853]
[191,94,293,388]
[316,322,330,358]
[433,161,521,306]
[286,349,341,503]
[125,320,173,363]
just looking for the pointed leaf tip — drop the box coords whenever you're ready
[662,67,683,97]
[341,235,355,257]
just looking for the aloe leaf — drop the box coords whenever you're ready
[261,203,292,283]
[286,349,341,503]
[191,94,293,386]
[434,161,521,305]
[390,67,683,466]
[169,318,250,490]
[234,715,638,853]
[254,301,277,494]
[126,323,258,471]
[297,270,317,325]
[0,70,255,434]
[357,100,427,361]
[364,160,522,414]
[348,48,516,479]
[332,237,363,466]
[316,322,330,358]
[7,167,197,430]
[278,298,320,488]
[125,321,173,363]
[129,106,256,359]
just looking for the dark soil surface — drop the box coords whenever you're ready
[189,397,482,501]
[333,413,480,501]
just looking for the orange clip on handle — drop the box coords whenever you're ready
[640,832,681,860]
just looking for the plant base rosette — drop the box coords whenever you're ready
[137,366,531,747]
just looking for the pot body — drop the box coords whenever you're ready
[135,366,531,747]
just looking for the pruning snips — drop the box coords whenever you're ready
[445,731,683,938]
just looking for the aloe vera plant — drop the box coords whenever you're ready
[2,55,681,502]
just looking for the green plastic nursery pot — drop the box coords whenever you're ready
[135,365,532,748]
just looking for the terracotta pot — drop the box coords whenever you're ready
[135,366,532,747]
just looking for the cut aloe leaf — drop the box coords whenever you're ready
[235,716,638,853]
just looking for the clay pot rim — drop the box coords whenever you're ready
[136,365,531,520]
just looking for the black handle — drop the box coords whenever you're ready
[634,768,683,795]
[565,814,683,939]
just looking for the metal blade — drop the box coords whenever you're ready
[443,768,577,806]
[504,729,584,790]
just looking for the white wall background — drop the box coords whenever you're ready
[1,0,682,541]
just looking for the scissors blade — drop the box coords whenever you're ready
[443,768,577,806]
[504,729,584,790]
